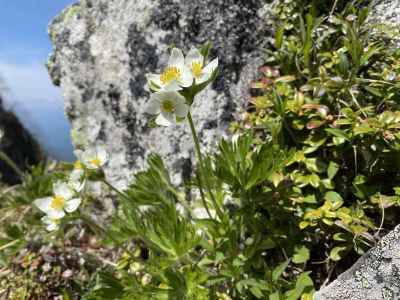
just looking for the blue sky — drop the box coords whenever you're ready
[0,0,76,161]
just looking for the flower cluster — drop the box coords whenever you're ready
[146,47,218,126]
[34,146,108,231]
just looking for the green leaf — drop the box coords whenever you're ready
[327,161,339,179]
[275,26,285,49]
[324,191,343,209]
[353,124,376,136]
[325,128,350,141]
[200,41,212,60]
[250,286,264,299]
[330,246,347,261]
[272,260,289,282]
[269,292,280,300]
[293,245,310,264]
[285,272,314,300]
[308,173,320,188]
[364,86,382,97]
[305,158,327,173]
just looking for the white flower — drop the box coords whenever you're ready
[192,207,216,219]
[141,274,152,286]
[41,216,61,232]
[80,146,108,170]
[147,48,193,91]
[68,168,85,192]
[146,91,189,126]
[34,181,81,219]
[185,47,218,85]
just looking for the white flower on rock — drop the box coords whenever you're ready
[34,181,81,219]
[41,216,61,232]
[147,48,193,91]
[185,47,218,85]
[146,91,189,126]
[80,146,108,170]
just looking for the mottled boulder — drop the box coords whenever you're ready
[369,0,400,46]
[47,0,269,188]
[315,226,400,300]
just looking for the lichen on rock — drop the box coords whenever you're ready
[315,225,400,300]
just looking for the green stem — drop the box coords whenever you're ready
[187,111,223,220]
[102,179,131,203]
[0,151,24,179]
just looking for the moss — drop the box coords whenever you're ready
[64,5,81,21]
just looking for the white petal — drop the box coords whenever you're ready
[46,222,59,232]
[41,216,59,231]
[81,146,108,169]
[69,169,84,182]
[74,149,83,161]
[155,113,174,127]
[175,101,189,118]
[96,147,108,165]
[146,99,161,115]
[41,215,52,225]
[47,209,65,219]
[65,198,81,213]
[168,48,185,68]
[197,58,218,84]
[162,81,182,91]
[69,179,85,193]
[185,47,203,66]
[53,181,74,200]
[81,149,95,168]
[203,58,218,75]
[34,197,53,214]
[180,65,194,87]
[146,73,162,88]
[197,72,212,85]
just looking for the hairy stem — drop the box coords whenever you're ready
[187,111,223,220]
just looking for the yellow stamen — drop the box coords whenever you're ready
[191,61,203,78]
[161,100,176,113]
[51,196,65,210]
[160,67,181,84]
[90,158,102,167]
[74,160,83,170]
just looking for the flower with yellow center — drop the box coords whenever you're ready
[34,181,81,219]
[146,48,193,91]
[185,47,218,85]
[146,91,189,126]
[74,160,83,170]
[80,146,108,170]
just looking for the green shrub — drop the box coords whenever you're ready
[235,0,400,287]
[5,1,400,299]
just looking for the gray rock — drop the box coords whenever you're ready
[47,0,269,188]
[369,0,400,46]
[315,225,400,300]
